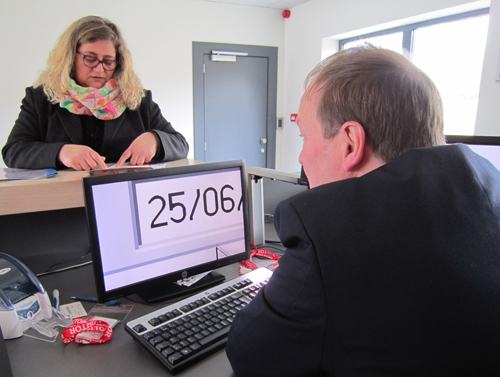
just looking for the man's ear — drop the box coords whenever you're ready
[339,121,366,172]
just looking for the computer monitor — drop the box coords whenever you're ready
[83,160,250,303]
[446,135,500,171]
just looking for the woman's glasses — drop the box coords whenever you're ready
[77,52,117,71]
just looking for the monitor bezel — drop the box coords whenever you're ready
[446,135,500,145]
[82,160,250,303]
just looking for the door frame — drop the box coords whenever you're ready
[192,42,277,168]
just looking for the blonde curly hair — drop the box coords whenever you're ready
[34,15,144,110]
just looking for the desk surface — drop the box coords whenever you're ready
[4,222,282,377]
[0,159,201,216]
[5,260,252,377]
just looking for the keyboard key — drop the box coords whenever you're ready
[156,341,170,352]
[161,347,175,358]
[180,348,192,357]
[172,344,183,352]
[231,292,243,300]
[158,315,168,323]
[148,318,161,327]
[199,326,230,346]
[168,337,179,344]
[190,342,201,352]
[150,336,164,346]
[172,309,183,317]
[168,326,179,333]
[168,352,184,365]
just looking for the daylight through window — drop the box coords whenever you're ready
[340,9,490,135]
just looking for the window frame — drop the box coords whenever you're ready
[339,8,490,53]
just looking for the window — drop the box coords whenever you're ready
[340,9,490,135]
[343,32,404,54]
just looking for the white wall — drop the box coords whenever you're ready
[2,0,498,174]
[0,0,285,168]
[279,0,498,173]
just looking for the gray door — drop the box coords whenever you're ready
[204,54,267,167]
[193,43,277,168]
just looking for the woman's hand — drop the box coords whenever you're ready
[116,132,159,167]
[58,144,107,171]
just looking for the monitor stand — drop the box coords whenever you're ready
[139,271,226,303]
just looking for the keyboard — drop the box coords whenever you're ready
[125,267,273,374]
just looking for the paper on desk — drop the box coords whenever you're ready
[90,162,171,176]
[0,168,57,180]
[59,302,87,318]
[106,162,170,169]
[175,271,213,287]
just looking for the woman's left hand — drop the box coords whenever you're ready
[116,132,159,167]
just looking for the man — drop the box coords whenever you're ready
[226,46,500,376]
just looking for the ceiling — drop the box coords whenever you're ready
[199,0,311,9]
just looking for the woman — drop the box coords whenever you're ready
[2,16,188,171]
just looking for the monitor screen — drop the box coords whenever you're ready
[446,135,500,171]
[83,160,250,303]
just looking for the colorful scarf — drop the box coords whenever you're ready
[59,79,127,120]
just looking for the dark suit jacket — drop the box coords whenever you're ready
[2,86,189,169]
[227,145,500,376]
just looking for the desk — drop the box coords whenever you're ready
[2,160,287,375]
[5,261,246,377]
[0,159,202,216]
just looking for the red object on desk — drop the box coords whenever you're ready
[239,243,280,274]
[61,318,112,345]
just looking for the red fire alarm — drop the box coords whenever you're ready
[290,113,298,122]
[282,9,291,18]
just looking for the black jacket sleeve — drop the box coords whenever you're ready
[139,90,189,162]
[226,199,327,377]
[2,87,67,169]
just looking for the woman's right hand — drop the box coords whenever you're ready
[58,144,107,171]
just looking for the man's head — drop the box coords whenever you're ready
[298,45,445,188]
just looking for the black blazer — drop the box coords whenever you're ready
[227,145,500,376]
[2,86,189,169]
